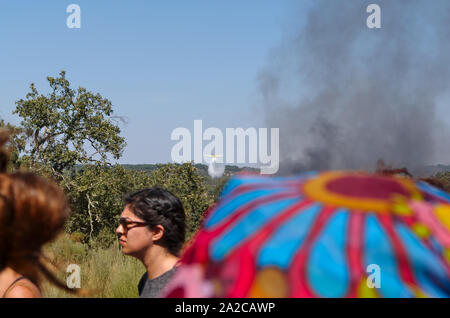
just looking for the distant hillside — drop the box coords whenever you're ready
[121,163,258,179]
[120,164,159,173]
[410,165,450,177]
[120,163,450,178]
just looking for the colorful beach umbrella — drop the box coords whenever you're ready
[163,171,450,298]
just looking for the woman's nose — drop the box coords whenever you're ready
[116,224,124,236]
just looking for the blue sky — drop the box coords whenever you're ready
[0,0,297,164]
[3,1,449,167]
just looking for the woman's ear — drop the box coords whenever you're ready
[152,225,165,241]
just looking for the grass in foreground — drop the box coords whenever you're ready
[41,235,144,298]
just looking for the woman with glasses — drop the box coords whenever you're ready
[116,187,186,298]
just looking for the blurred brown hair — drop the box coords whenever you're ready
[0,129,71,291]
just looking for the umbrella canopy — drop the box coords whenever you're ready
[163,171,450,298]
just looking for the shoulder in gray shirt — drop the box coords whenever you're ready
[138,267,177,298]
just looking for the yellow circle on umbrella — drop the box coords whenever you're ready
[249,268,288,298]
[303,171,422,213]
[434,205,450,232]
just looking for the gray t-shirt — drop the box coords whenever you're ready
[138,267,177,298]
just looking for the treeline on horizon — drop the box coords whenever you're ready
[120,163,257,175]
[119,163,450,179]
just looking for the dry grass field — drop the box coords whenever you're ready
[41,235,144,298]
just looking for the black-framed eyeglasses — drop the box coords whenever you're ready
[118,217,148,231]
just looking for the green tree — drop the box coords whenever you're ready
[210,176,230,201]
[150,162,213,239]
[13,70,126,178]
[11,71,130,246]
[65,164,154,245]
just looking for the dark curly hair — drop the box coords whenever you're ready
[124,187,186,257]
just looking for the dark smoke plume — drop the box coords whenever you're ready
[259,0,450,175]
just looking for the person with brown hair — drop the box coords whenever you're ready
[0,130,70,298]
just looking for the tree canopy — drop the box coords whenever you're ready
[14,70,126,178]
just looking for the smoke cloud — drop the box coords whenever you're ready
[259,0,450,175]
